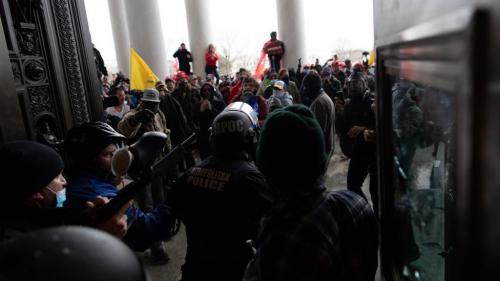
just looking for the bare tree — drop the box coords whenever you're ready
[218,32,240,75]
[332,37,353,60]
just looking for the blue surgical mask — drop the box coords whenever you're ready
[47,187,66,208]
[55,189,66,208]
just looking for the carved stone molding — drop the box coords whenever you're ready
[28,85,53,117]
[11,60,22,85]
[16,23,41,56]
[51,0,90,124]
[23,59,47,83]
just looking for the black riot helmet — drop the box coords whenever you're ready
[65,122,126,166]
[0,226,150,281]
[209,102,259,158]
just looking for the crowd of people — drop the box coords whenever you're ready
[1,31,380,281]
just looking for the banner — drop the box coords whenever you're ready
[130,48,159,90]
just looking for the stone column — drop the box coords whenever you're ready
[124,0,168,80]
[184,0,212,77]
[108,0,130,75]
[276,0,306,69]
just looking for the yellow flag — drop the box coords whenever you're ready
[130,48,159,90]
[368,49,376,66]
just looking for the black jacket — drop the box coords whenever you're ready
[160,94,191,146]
[93,47,108,78]
[172,89,201,133]
[173,49,193,74]
[0,207,88,243]
[169,156,271,281]
[195,84,226,159]
[336,95,376,156]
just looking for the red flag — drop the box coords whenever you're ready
[171,59,179,72]
[254,51,267,80]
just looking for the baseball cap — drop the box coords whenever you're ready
[141,88,160,103]
[273,80,285,91]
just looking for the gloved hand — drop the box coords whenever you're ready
[134,109,155,124]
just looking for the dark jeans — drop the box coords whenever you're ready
[205,65,220,85]
[180,65,191,75]
[268,56,282,73]
[347,153,378,212]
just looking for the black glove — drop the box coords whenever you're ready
[134,109,155,124]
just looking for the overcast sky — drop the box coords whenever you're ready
[84,0,374,72]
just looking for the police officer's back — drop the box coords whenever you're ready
[169,102,271,281]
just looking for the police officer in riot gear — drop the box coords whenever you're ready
[169,102,271,281]
[0,226,150,281]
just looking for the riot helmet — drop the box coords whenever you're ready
[209,102,258,158]
[65,122,126,168]
[0,226,150,281]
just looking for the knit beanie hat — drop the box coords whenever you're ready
[257,105,326,193]
[303,72,323,94]
[0,141,64,203]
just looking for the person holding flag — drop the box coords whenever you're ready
[262,31,285,73]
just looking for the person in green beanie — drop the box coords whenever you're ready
[243,105,378,281]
